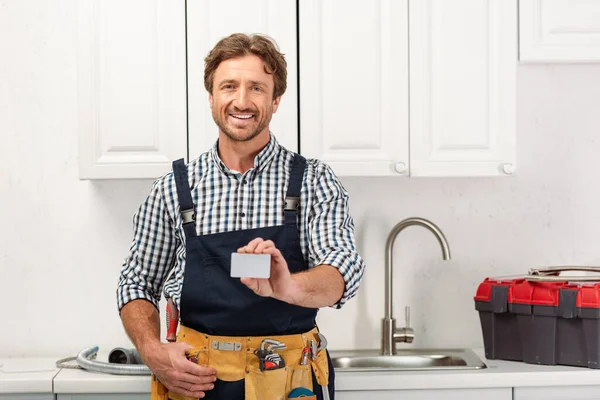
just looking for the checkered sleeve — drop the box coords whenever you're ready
[117,176,178,312]
[307,164,366,308]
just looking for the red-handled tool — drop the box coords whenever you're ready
[300,347,309,365]
[166,298,178,342]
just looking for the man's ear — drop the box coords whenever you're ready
[208,94,213,109]
[272,96,281,113]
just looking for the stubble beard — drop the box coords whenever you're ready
[213,106,273,143]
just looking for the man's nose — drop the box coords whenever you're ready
[233,87,251,110]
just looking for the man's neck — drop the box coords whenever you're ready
[217,131,270,174]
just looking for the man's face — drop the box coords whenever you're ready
[209,55,281,143]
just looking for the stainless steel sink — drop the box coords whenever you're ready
[332,219,486,373]
[331,348,487,372]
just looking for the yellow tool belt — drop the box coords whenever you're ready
[151,325,329,400]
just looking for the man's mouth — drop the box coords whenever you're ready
[230,113,255,120]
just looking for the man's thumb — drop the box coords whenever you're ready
[176,341,193,354]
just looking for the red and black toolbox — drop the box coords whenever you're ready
[474,266,600,368]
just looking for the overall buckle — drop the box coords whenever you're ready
[284,196,300,211]
[181,208,196,224]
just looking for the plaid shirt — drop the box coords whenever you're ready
[117,134,365,312]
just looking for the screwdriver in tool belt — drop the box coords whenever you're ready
[290,347,310,391]
[300,347,309,365]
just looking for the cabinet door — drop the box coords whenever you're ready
[409,0,517,176]
[299,0,409,176]
[514,385,600,400]
[186,0,298,158]
[0,395,54,400]
[78,0,187,179]
[337,387,511,400]
[520,0,600,62]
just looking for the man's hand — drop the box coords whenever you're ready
[238,237,297,302]
[144,341,216,398]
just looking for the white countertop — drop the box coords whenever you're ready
[53,367,150,394]
[0,357,60,394]
[49,349,600,394]
[334,349,600,391]
[52,352,150,394]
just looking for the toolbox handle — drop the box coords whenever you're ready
[526,266,600,282]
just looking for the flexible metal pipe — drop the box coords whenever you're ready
[76,346,151,375]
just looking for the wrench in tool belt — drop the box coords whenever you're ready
[315,333,330,400]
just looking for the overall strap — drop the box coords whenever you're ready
[284,154,307,227]
[172,159,197,238]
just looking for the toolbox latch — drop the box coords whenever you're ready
[558,289,578,319]
[491,285,509,313]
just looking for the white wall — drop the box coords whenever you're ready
[3,1,600,357]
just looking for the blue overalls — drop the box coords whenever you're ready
[172,154,335,399]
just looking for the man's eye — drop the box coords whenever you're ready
[223,84,233,89]
[252,86,262,92]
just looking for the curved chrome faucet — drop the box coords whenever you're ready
[382,217,451,355]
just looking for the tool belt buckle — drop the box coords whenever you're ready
[211,340,242,351]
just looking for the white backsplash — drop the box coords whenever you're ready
[2,0,600,357]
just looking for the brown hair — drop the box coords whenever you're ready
[204,33,287,99]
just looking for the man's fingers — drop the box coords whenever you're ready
[247,237,264,252]
[254,240,275,254]
[168,383,208,398]
[260,246,284,261]
[177,341,194,354]
[240,277,259,292]
[160,362,216,397]
[178,370,217,385]
[180,360,217,377]
[178,373,217,389]
[238,237,279,254]
[240,277,271,297]
[151,342,217,399]
[170,374,218,397]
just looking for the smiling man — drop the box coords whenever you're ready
[117,33,365,400]
[210,56,278,143]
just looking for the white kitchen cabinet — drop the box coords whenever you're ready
[520,0,600,63]
[79,0,297,180]
[337,387,512,400]
[299,0,410,176]
[0,396,54,400]
[514,385,600,400]
[299,0,517,177]
[186,0,298,158]
[78,0,187,179]
[409,0,517,176]
[80,0,518,179]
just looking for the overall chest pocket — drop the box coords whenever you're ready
[198,256,292,334]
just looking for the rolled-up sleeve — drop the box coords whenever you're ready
[117,178,177,312]
[307,165,366,308]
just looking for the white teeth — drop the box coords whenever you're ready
[232,114,253,119]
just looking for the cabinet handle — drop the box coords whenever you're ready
[500,163,514,175]
[395,162,407,175]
